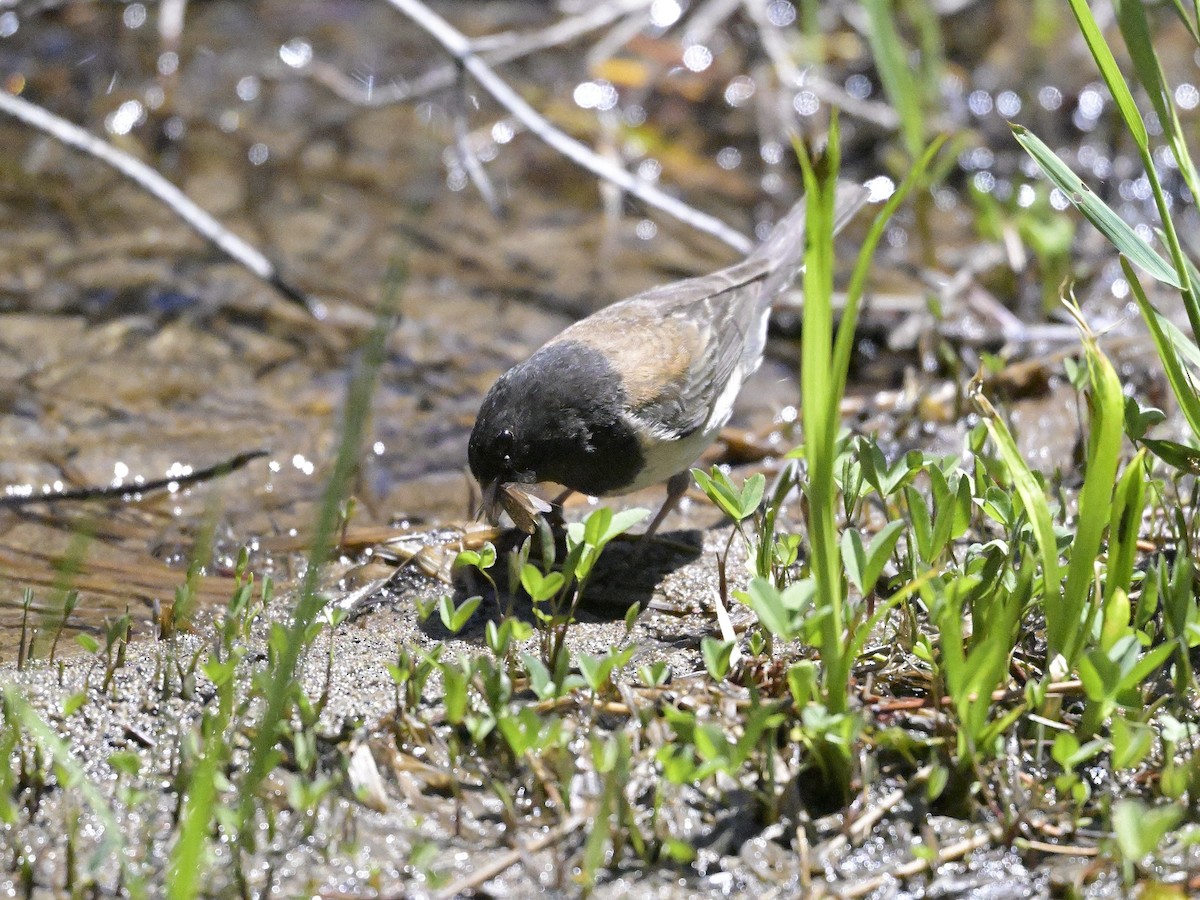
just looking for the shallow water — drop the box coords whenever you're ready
[0,0,1192,661]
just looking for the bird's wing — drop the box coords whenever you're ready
[635,278,769,438]
[547,182,870,441]
[559,274,769,442]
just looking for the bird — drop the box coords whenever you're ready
[469,183,869,537]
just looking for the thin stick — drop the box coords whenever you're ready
[305,0,652,107]
[834,825,1003,898]
[471,0,650,57]
[380,0,755,254]
[742,0,804,88]
[1016,838,1099,857]
[0,90,322,317]
[158,0,188,50]
[0,449,268,509]
[451,61,503,215]
[433,815,586,899]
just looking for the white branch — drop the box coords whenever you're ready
[0,89,320,316]
[380,0,755,254]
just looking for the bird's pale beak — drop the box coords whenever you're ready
[478,478,503,525]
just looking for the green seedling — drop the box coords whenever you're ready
[638,661,670,687]
[387,645,442,713]
[842,521,905,598]
[522,505,648,677]
[455,542,499,594]
[414,593,438,622]
[520,564,565,610]
[17,587,34,670]
[48,589,80,664]
[1110,715,1154,771]
[437,594,482,633]
[520,652,584,700]
[692,466,764,523]
[1111,799,1184,886]
[932,561,1027,760]
[692,466,779,580]
[484,617,533,661]
[498,707,564,758]
[735,577,821,645]
[577,647,634,694]
[440,656,472,726]
[1077,635,1175,738]
[1124,396,1167,441]
[76,633,100,655]
[700,636,735,681]
[857,441,923,500]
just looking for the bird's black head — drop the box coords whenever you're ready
[467,340,645,520]
[468,369,532,501]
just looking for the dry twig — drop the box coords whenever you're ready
[381,0,755,254]
[305,0,652,107]
[433,815,587,899]
[832,824,1005,898]
[0,449,268,509]
[0,90,322,317]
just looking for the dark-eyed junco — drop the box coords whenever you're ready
[469,184,869,535]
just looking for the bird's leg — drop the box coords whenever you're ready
[549,488,573,528]
[642,471,691,540]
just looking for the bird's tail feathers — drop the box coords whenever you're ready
[751,180,870,304]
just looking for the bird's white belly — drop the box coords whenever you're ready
[614,422,722,495]
[608,356,754,495]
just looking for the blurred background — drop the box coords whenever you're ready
[0,0,1195,654]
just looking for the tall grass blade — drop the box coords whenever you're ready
[239,263,403,824]
[1011,125,1181,289]
[1114,0,1200,203]
[168,728,222,900]
[971,385,1062,621]
[1167,0,1200,46]
[1061,0,1200,342]
[832,135,946,404]
[1065,0,1148,148]
[1157,308,1200,374]
[1059,304,1126,664]
[1122,258,1200,441]
[862,0,925,159]
[796,120,847,714]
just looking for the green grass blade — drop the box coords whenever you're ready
[796,119,847,714]
[861,0,925,159]
[1157,308,1200,374]
[239,263,403,825]
[1065,0,1148,148]
[832,135,946,406]
[973,389,1062,641]
[1123,257,1200,442]
[1114,0,1200,242]
[1113,0,1174,129]
[1011,125,1181,289]
[1060,306,1125,664]
[4,689,123,873]
[1168,0,1200,46]
[168,727,223,899]
[1063,0,1200,341]
[1105,450,1148,607]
